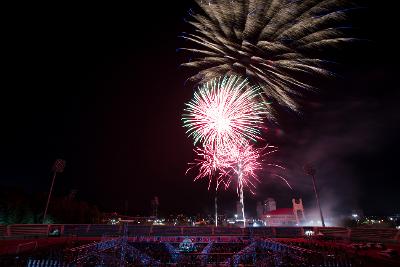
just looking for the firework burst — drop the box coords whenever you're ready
[188,141,289,227]
[225,142,268,194]
[180,0,357,111]
[182,75,268,150]
[187,145,231,191]
[188,141,290,194]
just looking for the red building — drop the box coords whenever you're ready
[261,199,306,226]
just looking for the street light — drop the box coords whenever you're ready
[303,163,325,227]
[43,159,66,224]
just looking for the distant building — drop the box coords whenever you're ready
[260,198,306,226]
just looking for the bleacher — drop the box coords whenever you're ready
[250,227,274,237]
[350,228,398,242]
[0,225,7,237]
[275,227,303,238]
[182,226,212,236]
[316,227,349,239]
[2,239,393,266]
[1,224,399,244]
[127,226,151,236]
[214,227,243,236]
[63,224,89,236]
[152,226,181,236]
[8,224,49,238]
[87,224,120,236]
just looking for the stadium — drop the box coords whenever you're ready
[0,223,399,266]
[1,0,399,266]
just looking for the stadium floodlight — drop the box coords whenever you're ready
[304,163,325,227]
[42,159,66,224]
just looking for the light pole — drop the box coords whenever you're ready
[303,163,325,227]
[237,162,246,228]
[215,190,218,227]
[211,171,218,227]
[43,159,66,224]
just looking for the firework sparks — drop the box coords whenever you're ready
[182,75,268,150]
[188,141,290,194]
[180,0,357,111]
[186,145,231,191]
[225,142,264,194]
[188,141,289,227]
[182,75,291,227]
[224,142,291,193]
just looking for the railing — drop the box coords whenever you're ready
[0,224,399,243]
[7,224,50,237]
[349,228,399,242]
[0,225,7,236]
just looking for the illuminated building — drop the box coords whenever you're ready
[260,198,305,226]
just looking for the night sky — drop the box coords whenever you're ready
[2,1,399,218]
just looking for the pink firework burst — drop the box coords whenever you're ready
[224,142,264,195]
[222,142,290,194]
[182,75,268,150]
[187,146,231,191]
[188,141,291,194]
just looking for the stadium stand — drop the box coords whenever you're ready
[316,227,349,239]
[247,227,274,237]
[86,224,120,236]
[63,224,89,236]
[1,224,399,245]
[8,224,49,238]
[0,225,7,237]
[182,226,212,236]
[127,225,151,236]
[151,226,182,236]
[275,227,303,238]
[350,228,399,242]
[214,226,243,236]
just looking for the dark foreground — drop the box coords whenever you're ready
[0,224,399,266]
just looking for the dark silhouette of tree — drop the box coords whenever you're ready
[0,186,101,224]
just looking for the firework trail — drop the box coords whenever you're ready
[225,142,273,194]
[183,75,292,226]
[224,142,264,226]
[182,75,268,150]
[188,141,291,226]
[180,0,357,111]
